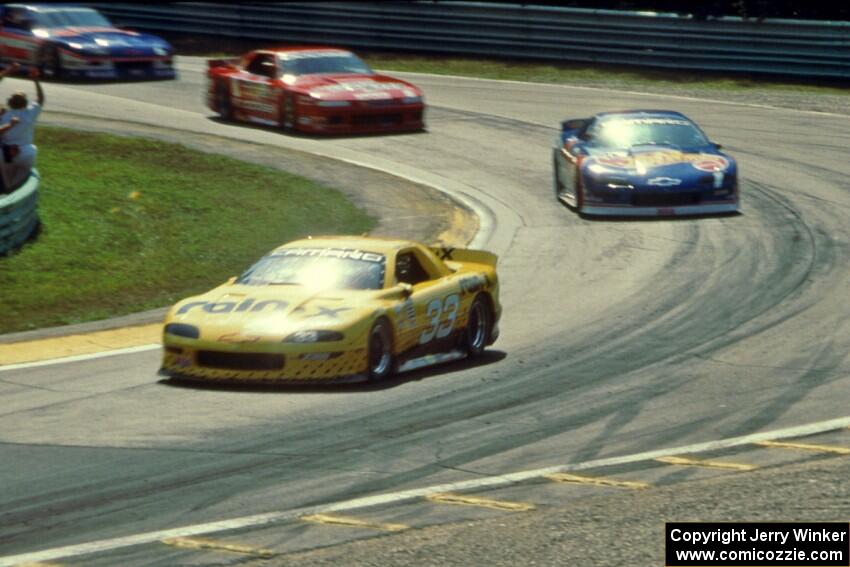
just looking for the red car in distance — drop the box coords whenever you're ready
[206,46,425,135]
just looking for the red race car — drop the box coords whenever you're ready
[206,46,425,135]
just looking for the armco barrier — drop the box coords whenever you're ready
[91,2,850,79]
[0,171,40,255]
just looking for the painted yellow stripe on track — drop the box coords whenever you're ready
[0,324,161,365]
[300,514,408,532]
[544,472,650,489]
[161,537,274,557]
[754,440,850,455]
[655,455,757,471]
[427,492,535,511]
[435,206,479,248]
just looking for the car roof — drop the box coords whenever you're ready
[595,109,692,122]
[5,4,96,12]
[262,46,352,55]
[276,235,420,255]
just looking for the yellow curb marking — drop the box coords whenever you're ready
[544,472,650,489]
[655,455,757,471]
[435,206,478,248]
[161,537,274,557]
[426,492,535,511]
[0,324,161,365]
[300,513,408,532]
[754,440,850,455]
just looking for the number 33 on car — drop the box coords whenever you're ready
[160,236,501,384]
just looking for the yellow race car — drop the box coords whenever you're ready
[160,236,501,383]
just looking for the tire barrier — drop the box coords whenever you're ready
[0,170,39,255]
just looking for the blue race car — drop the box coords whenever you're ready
[0,4,176,80]
[553,110,739,217]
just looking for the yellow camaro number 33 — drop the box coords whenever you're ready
[160,236,501,383]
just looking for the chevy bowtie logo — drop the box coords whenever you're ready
[647,177,682,187]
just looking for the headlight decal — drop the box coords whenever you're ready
[164,323,200,339]
[284,330,344,343]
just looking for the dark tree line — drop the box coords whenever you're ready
[497,0,849,21]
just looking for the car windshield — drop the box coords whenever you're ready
[236,248,386,290]
[591,117,710,149]
[279,53,373,76]
[33,8,112,28]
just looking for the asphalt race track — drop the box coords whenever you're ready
[1,58,849,564]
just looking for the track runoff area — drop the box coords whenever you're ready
[2,416,850,565]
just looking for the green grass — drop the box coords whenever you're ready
[361,52,850,97]
[0,127,375,334]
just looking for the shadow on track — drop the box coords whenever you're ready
[207,115,428,140]
[555,199,743,222]
[158,350,507,394]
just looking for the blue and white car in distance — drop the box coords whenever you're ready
[553,110,739,217]
[0,4,175,80]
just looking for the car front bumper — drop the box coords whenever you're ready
[295,103,425,134]
[579,199,739,217]
[160,343,369,382]
[59,50,176,80]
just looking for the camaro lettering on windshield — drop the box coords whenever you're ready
[275,248,385,263]
[278,50,348,60]
[603,118,691,127]
[313,81,407,93]
[177,299,289,314]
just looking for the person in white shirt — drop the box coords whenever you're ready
[0,64,44,190]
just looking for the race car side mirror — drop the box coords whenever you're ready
[561,118,588,131]
[713,142,723,150]
[397,282,413,298]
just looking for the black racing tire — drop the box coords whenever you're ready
[280,94,297,132]
[367,318,396,381]
[463,295,493,357]
[215,83,234,121]
[574,170,585,214]
[38,44,63,79]
[553,152,564,201]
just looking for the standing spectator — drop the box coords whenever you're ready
[0,65,44,190]
[0,116,20,193]
[0,62,21,192]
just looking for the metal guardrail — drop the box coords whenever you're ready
[92,2,850,79]
[0,171,40,255]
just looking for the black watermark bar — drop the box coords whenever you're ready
[666,522,849,566]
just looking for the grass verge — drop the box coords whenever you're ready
[0,127,375,334]
[362,53,850,97]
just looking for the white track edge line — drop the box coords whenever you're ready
[3,414,849,566]
[0,344,160,372]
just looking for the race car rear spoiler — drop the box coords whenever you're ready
[430,246,497,268]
